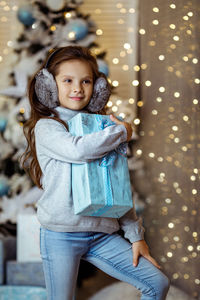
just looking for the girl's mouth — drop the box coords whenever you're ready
[70,97,84,101]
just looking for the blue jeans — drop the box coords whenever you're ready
[40,228,170,300]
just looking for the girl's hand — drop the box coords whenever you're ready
[110,114,133,142]
[132,240,161,269]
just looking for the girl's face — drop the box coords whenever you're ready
[55,59,94,110]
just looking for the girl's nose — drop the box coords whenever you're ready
[73,84,82,93]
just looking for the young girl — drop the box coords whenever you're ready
[22,46,169,300]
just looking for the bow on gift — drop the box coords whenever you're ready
[96,116,128,167]
[91,115,128,217]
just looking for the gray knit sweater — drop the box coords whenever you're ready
[34,106,144,243]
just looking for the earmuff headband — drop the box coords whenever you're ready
[44,48,61,68]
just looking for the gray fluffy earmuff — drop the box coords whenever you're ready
[35,69,59,109]
[85,76,111,112]
[35,68,111,112]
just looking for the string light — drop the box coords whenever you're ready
[120,51,126,57]
[64,12,72,18]
[117,19,124,24]
[139,28,146,35]
[94,8,101,14]
[19,108,25,114]
[173,35,180,41]
[119,112,125,118]
[192,58,198,64]
[107,101,112,107]
[131,2,200,296]
[149,40,156,46]
[12,5,18,11]
[50,25,56,31]
[193,99,198,104]
[112,106,118,112]
[129,98,135,104]
[169,24,176,29]
[68,32,75,39]
[159,87,165,92]
[134,118,140,125]
[123,43,131,49]
[116,100,122,105]
[134,65,140,71]
[152,19,159,25]
[3,5,10,11]
[122,64,129,71]
[96,29,103,35]
[137,101,143,107]
[153,7,159,13]
[145,80,151,86]
[129,8,135,13]
[120,8,126,14]
[132,80,139,86]
[112,58,119,64]
[174,92,180,98]
[112,80,119,87]
[136,149,142,155]
[159,55,165,60]
[141,63,147,69]
[116,3,123,9]
[170,4,176,9]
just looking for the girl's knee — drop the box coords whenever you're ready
[157,273,170,297]
[162,274,170,289]
[144,272,170,299]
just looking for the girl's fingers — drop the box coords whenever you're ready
[132,251,139,267]
[145,254,161,269]
[110,114,132,141]
[110,114,122,124]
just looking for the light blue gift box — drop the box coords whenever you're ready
[67,113,133,218]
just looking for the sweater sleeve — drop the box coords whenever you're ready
[34,118,127,164]
[118,208,145,243]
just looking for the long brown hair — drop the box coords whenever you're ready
[20,46,105,189]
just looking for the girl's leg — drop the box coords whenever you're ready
[40,228,87,300]
[83,232,170,300]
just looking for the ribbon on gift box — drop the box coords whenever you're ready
[91,115,128,217]
[98,115,128,166]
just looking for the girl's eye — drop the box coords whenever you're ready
[64,79,72,83]
[83,79,91,84]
